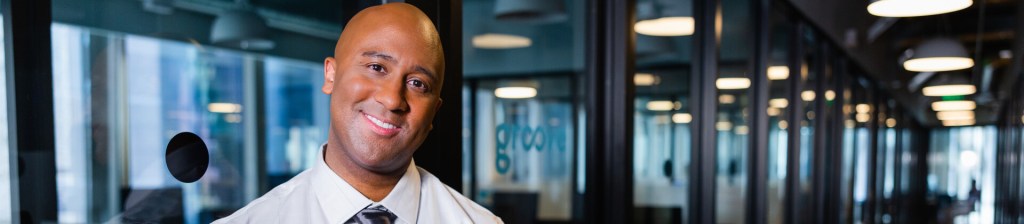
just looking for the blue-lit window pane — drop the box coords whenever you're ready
[263,57,328,187]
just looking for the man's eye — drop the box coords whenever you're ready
[408,79,428,91]
[369,64,384,72]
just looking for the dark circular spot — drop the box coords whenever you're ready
[165,132,209,183]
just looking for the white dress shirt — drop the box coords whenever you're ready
[213,144,502,223]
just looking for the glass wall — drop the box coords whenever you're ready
[0,7,10,223]
[715,0,753,222]
[50,23,328,223]
[461,0,586,222]
[632,0,693,222]
[928,126,998,223]
[766,7,794,223]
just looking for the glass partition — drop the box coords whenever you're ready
[462,0,586,222]
[632,0,694,222]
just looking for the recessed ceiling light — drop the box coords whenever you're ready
[473,33,532,49]
[801,90,816,102]
[716,77,750,90]
[635,73,659,86]
[867,0,972,17]
[716,121,733,131]
[932,100,976,111]
[856,104,871,114]
[208,103,243,113]
[886,118,897,128]
[922,84,976,96]
[494,87,537,99]
[635,17,694,36]
[856,113,871,123]
[647,100,676,111]
[942,119,975,127]
[936,110,974,120]
[719,94,736,104]
[769,98,789,108]
[767,66,789,80]
[672,113,692,124]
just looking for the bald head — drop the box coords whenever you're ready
[335,3,445,84]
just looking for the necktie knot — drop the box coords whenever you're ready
[346,204,398,224]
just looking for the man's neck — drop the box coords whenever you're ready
[323,145,408,202]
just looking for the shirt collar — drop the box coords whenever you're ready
[311,143,421,224]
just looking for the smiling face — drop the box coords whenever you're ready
[322,3,444,174]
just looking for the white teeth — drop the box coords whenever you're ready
[365,114,397,129]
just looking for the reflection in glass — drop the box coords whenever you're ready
[263,58,329,188]
[50,23,324,223]
[633,0,693,222]
[462,0,585,222]
[0,13,9,223]
[766,9,793,223]
[715,0,754,222]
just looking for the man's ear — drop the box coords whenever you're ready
[429,98,443,131]
[322,57,336,95]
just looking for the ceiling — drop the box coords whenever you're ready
[789,0,1021,127]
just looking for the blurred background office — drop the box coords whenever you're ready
[0,0,1022,223]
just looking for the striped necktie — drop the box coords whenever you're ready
[345,204,398,224]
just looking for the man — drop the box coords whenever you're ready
[215,3,501,223]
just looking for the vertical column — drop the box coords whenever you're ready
[584,0,634,222]
[3,0,56,222]
[783,22,804,224]
[690,0,718,223]
[747,0,771,222]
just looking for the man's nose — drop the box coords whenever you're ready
[374,79,409,113]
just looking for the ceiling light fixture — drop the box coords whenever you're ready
[942,119,975,127]
[208,103,243,113]
[494,87,537,99]
[932,100,976,111]
[716,77,751,90]
[647,101,677,111]
[767,66,789,80]
[635,73,660,86]
[801,90,816,102]
[672,113,692,124]
[922,84,976,96]
[494,0,567,23]
[867,0,972,17]
[937,110,975,120]
[211,8,275,50]
[473,33,532,49]
[635,0,694,36]
[903,38,974,72]
[769,98,789,108]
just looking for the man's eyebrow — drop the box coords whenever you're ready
[362,51,437,81]
[413,66,437,81]
[361,51,397,63]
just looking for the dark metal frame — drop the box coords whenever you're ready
[689,0,719,223]
[584,0,634,223]
[747,0,771,222]
[4,0,57,222]
[408,0,464,191]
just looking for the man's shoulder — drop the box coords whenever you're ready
[212,169,317,223]
[416,167,504,223]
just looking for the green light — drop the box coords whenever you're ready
[941,95,966,101]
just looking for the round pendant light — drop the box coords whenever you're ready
[494,0,567,23]
[868,0,973,17]
[211,9,275,50]
[921,72,976,96]
[903,38,973,72]
[635,0,694,37]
